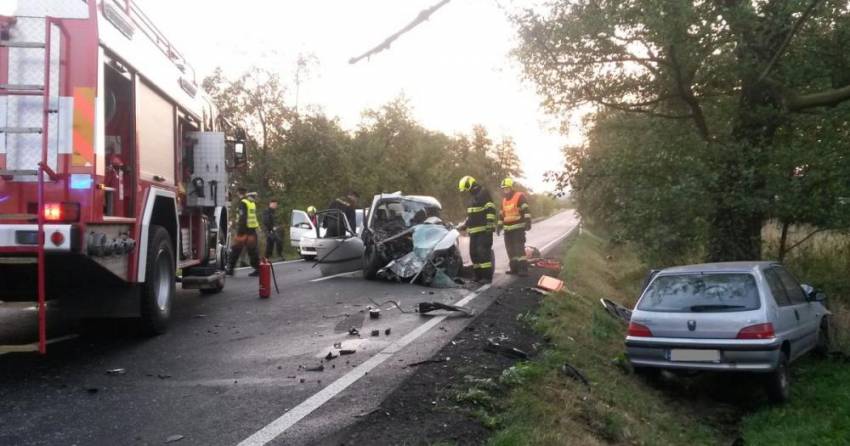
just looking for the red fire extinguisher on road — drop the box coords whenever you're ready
[258,258,279,298]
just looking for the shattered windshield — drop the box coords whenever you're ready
[371,199,441,229]
[637,273,761,312]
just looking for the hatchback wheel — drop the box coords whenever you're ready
[766,352,790,403]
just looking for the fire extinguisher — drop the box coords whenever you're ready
[258,257,279,298]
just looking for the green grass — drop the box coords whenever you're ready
[741,358,850,445]
[486,228,729,446]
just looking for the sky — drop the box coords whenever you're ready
[140,0,579,192]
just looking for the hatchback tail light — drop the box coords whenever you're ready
[627,322,653,337]
[737,323,775,340]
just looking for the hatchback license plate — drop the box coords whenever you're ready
[670,349,720,362]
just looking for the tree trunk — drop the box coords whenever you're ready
[778,221,790,261]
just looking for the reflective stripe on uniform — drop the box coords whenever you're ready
[504,222,526,232]
[511,256,528,261]
[468,226,491,234]
[473,262,493,269]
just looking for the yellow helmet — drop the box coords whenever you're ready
[501,178,515,189]
[307,206,317,215]
[458,176,476,192]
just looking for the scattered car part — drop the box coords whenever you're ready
[105,368,126,376]
[599,298,632,323]
[305,364,325,372]
[406,358,447,368]
[484,338,528,360]
[384,328,391,336]
[532,258,562,273]
[417,301,474,317]
[339,349,356,355]
[165,435,185,443]
[561,362,589,386]
[369,309,381,319]
[348,328,360,336]
[325,351,338,360]
[371,329,380,337]
[537,275,565,292]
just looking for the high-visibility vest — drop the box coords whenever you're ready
[242,199,259,229]
[501,192,525,224]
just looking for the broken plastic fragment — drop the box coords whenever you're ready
[371,329,380,337]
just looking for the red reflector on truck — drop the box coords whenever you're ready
[736,323,775,340]
[627,322,653,337]
[50,231,65,246]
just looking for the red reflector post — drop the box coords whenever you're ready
[737,323,775,339]
[50,231,64,246]
[627,322,653,337]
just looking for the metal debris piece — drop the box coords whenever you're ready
[106,368,126,376]
[532,258,562,273]
[599,298,632,323]
[417,301,474,317]
[305,364,325,372]
[369,309,381,319]
[484,338,528,360]
[406,358,447,368]
[371,329,380,337]
[384,328,391,336]
[561,362,590,386]
[333,342,343,349]
[325,351,339,360]
[349,327,360,336]
[339,349,356,355]
[165,435,185,443]
[85,387,99,394]
[157,374,172,380]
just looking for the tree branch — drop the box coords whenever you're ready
[788,84,850,110]
[757,0,822,83]
[783,227,829,255]
[349,0,452,64]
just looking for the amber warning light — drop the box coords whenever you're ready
[42,203,80,222]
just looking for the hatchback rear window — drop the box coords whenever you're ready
[637,273,760,312]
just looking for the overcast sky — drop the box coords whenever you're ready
[140,0,578,192]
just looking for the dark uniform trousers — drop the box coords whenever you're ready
[471,232,494,282]
[505,229,527,274]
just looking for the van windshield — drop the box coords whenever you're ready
[637,273,760,312]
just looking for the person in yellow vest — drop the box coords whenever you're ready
[499,178,532,276]
[226,188,260,276]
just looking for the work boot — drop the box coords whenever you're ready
[506,270,517,275]
[249,269,260,277]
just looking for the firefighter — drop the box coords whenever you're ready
[262,199,283,259]
[458,176,497,283]
[324,191,359,238]
[226,188,260,276]
[499,178,532,276]
[307,206,318,227]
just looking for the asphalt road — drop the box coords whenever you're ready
[0,210,578,446]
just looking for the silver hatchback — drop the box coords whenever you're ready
[625,262,831,402]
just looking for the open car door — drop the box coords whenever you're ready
[314,209,365,276]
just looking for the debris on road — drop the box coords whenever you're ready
[532,258,562,274]
[339,349,356,355]
[368,297,414,314]
[105,368,126,376]
[537,275,565,292]
[599,298,632,323]
[165,434,185,443]
[323,313,351,319]
[157,374,172,380]
[561,362,590,386]
[384,328,391,336]
[417,301,475,317]
[305,364,325,372]
[85,387,99,394]
[325,351,339,360]
[349,327,360,336]
[369,309,381,319]
[524,287,550,296]
[525,246,542,261]
[192,314,207,319]
[406,358,447,368]
[484,338,529,360]
[371,329,380,337]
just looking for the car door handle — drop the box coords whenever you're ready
[794,309,800,321]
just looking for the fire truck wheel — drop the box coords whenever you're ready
[140,225,175,335]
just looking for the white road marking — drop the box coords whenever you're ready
[236,284,491,446]
[236,259,304,271]
[309,270,362,282]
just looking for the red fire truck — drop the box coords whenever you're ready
[0,1,245,353]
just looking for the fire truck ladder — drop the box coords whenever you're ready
[0,18,60,354]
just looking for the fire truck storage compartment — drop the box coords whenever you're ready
[104,61,136,217]
[185,132,227,207]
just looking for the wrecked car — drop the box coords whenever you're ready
[361,194,463,287]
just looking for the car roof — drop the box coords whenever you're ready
[658,261,778,275]
[372,193,442,208]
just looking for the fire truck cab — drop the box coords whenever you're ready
[0,0,244,352]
